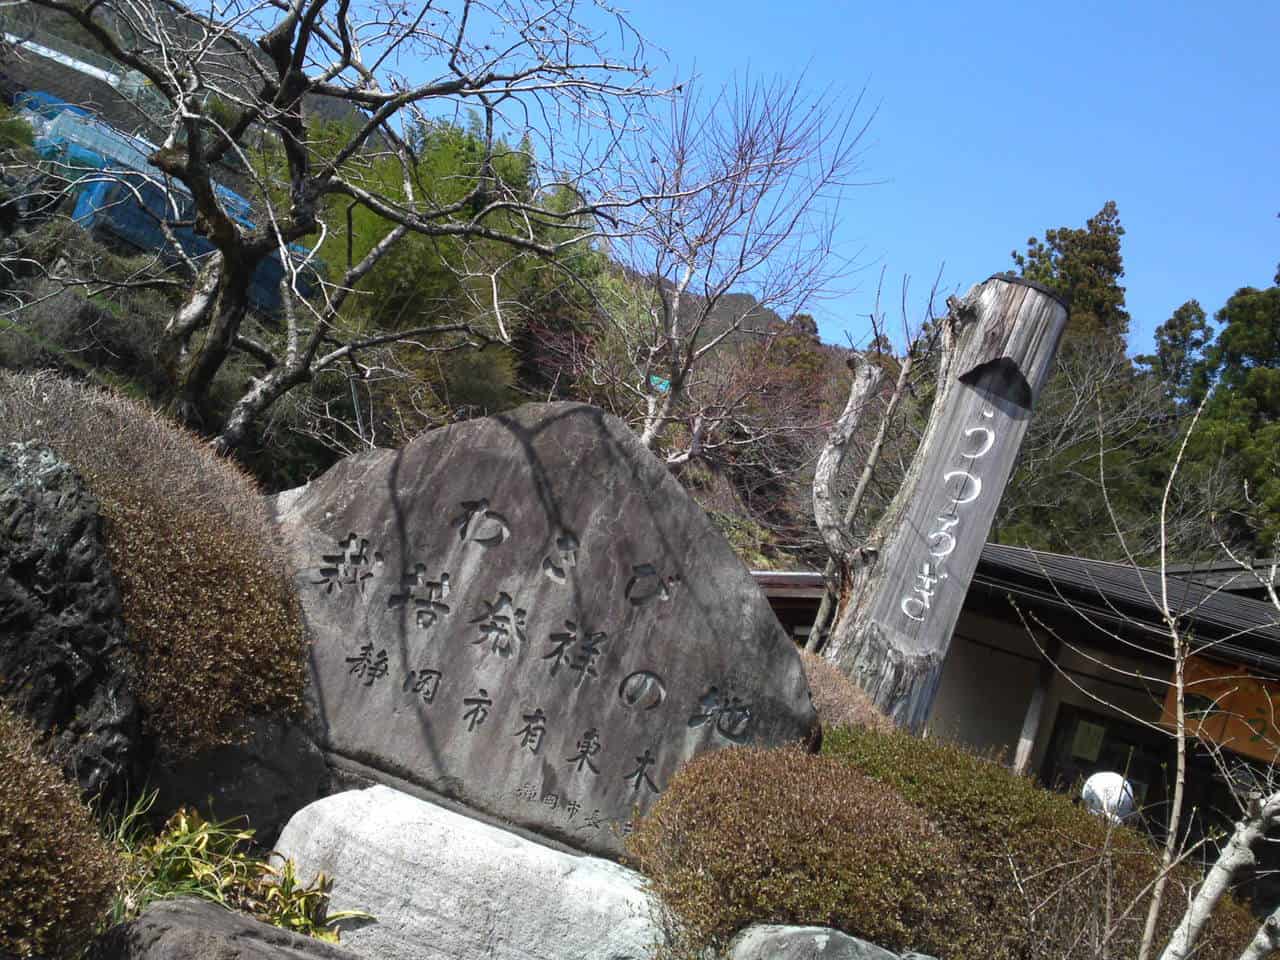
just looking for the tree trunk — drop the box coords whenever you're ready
[169,255,254,427]
[164,252,222,344]
[823,276,1068,730]
[1158,792,1280,960]
[1236,902,1280,960]
[808,347,915,654]
[213,362,309,454]
[803,556,838,652]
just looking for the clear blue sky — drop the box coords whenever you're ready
[622,0,1279,354]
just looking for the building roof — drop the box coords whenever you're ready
[750,569,827,600]
[5,43,151,137]
[972,544,1280,672]
[753,544,1280,673]
[1164,557,1279,596]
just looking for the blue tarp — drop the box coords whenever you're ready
[27,92,321,312]
[69,175,199,256]
[15,90,92,120]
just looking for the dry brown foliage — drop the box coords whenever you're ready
[625,744,965,959]
[0,702,123,959]
[0,371,306,755]
[799,648,893,733]
[627,728,1257,960]
[825,725,1258,960]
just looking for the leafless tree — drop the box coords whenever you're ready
[569,73,871,465]
[1005,401,1280,960]
[993,334,1240,562]
[803,275,936,648]
[5,0,875,465]
[1137,461,1280,960]
[6,0,668,451]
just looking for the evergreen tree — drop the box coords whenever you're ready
[1195,283,1280,547]
[995,203,1196,560]
[1011,200,1129,342]
[1137,299,1213,408]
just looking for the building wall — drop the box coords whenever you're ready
[925,609,1039,758]
[927,607,1171,776]
[1030,639,1166,774]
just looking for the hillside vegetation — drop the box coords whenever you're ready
[0,371,306,754]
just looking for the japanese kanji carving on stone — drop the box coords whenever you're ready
[273,402,817,857]
[541,531,580,583]
[544,621,608,685]
[689,686,755,742]
[315,534,382,595]
[618,671,667,710]
[514,708,547,753]
[469,592,528,656]
[346,643,388,685]
[567,728,603,774]
[452,500,511,548]
[463,689,493,731]
[624,748,660,794]
[624,563,680,607]
[388,565,452,631]
[404,668,443,704]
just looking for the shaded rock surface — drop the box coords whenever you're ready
[0,441,138,804]
[89,897,361,960]
[728,925,911,960]
[147,717,328,846]
[274,785,661,960]
[271,402,817,855]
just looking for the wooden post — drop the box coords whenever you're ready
[1014,637,1061,775]
[823,276,1068,731]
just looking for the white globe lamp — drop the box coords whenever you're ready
[1081,771,1136,823]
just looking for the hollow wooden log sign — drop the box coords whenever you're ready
[824,275,1069,731]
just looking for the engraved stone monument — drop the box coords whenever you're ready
[272,403,818,855]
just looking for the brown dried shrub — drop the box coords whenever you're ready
[0,371,305,755]
[799,649,892,733]
[824,724,1257,960]
[625,745,965,959]
[0,703,123,959]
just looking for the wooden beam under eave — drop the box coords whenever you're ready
[1014,636,1062,775]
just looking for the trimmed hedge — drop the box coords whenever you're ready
[628,728,1257,960]
[0,703,122,959]
[824,725,1257,960]
[626,745,965,959]
[0,372,306,755]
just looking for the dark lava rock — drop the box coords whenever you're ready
[271,402,818,856]
[0,441,139,804]
[89,898,361,960]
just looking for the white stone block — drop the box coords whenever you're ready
[275,786,662,960]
